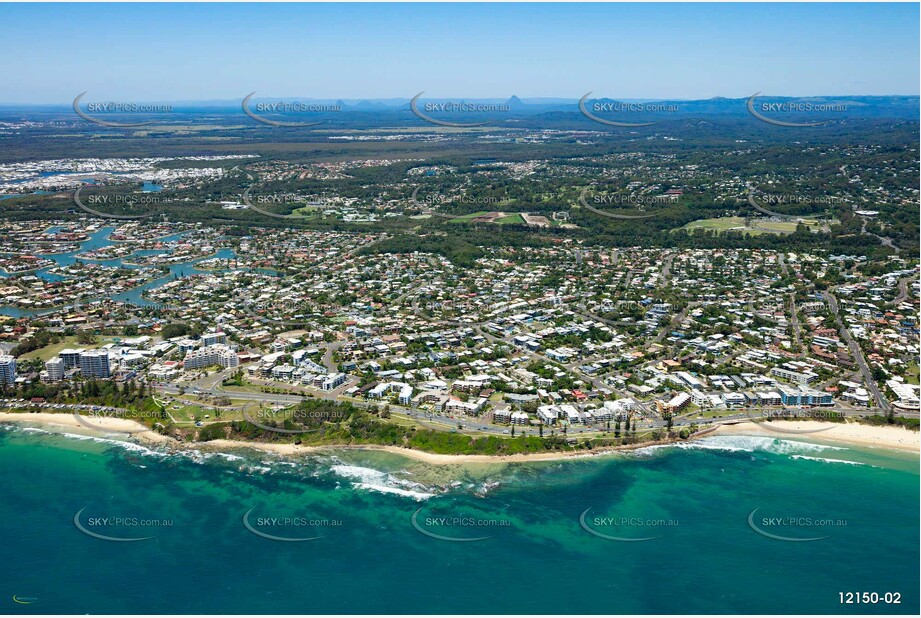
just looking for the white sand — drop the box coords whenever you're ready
[0,412,172,444]
[3,412,917,462]
[714,419,919,453]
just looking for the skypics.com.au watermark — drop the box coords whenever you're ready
[118,299,185,313]
[746,187,842,219]
[590,193,677,206]
[73,185,175,220]
[579,92,679,128]
[241,297,312,327]
[73,92,173,128]
[758,194,846,206]
[579,507,678,542]
[410,186,508,210]
[410,93,510,127]
[242,508,340,541]
[411,507,511,542]
[72,408,165,435]
[241,186,306,219]
[73,507,172,542]
[747,507,846,542]
[747,93,847,128]
[745,408,842,435]
[242,92,341,127]
[240,407,339,435]
[578,187,680,220]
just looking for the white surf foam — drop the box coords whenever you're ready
[631,435,847,457]
[330,464,436,501]
[790,454,866,466]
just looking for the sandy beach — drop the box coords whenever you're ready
[0,412,173,444]
[0,412,666,463]
[2,411,918,462]
[714,419,920,453]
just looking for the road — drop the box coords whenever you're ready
[660,253,675,282]
[789,294,801,347]
[778,252,790,277]
[653,306,690,345]
[891,275,915,306]
[823,290,889,412]
[321,340,346,372]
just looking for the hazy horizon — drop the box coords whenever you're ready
[2,93,919,107]
[0,2,918,104]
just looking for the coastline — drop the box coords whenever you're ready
[2,411,918,463]
[713,419,920,453]
[0,412,174,444]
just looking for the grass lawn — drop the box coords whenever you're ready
[689,409,732,419]
[448,211,490,222]
[682,216,750,232]
[20,335,121,361]
[165,398,261,423]
[290,206,321,217]
[905,363,920,385]
[448,211,525,224]
[680,216,827,236]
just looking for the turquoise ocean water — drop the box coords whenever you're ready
[1,423,917,615]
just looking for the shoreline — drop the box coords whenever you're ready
[713,419,919,453]
[1,412,917,463]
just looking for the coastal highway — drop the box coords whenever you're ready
[9,397,906,451]
[149,383,895,439]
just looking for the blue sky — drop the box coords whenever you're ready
[1,2,918,103]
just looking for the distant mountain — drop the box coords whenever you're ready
[506,95,526,109]
[2,95,917,120]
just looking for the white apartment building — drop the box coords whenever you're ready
[44,357,65,382]
[79,349,111,379]
[0,355,16,385]
[321,372,346,391]
[771,366,818,384]
[183,344,239,371]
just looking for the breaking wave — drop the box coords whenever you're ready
[330,464,437,501]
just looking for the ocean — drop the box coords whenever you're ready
[1,424,917,615]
